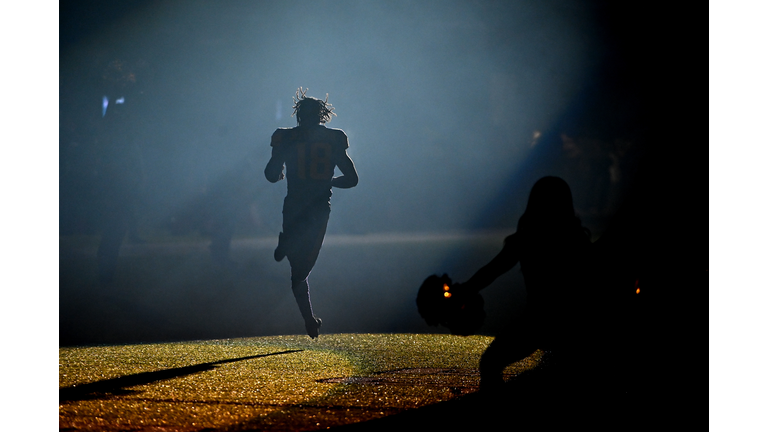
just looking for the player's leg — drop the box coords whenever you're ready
[208,213,234,267]
[274,198,295,262]
[478,311,539,392]
[97,204,131,287]
[287,209,330,338]
[289,274,322,338]
[289,264,323,339]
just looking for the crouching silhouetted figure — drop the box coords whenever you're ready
[456,176,592,390]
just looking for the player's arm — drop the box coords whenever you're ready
[459,234,520,293]
[331,150,358,189]
[264,144,285,183]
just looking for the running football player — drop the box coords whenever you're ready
[264,88,359,338]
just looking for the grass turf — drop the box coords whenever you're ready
[59,333,544,431]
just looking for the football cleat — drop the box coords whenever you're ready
[305,316,322,339]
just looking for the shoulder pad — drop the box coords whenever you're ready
[327,128,349,149]
[326,127,347,138]
[271,128,294,146]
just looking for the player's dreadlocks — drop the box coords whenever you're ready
[292,87,336,125]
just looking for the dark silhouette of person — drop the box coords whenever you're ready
[202,172,241,268]
[455,176,593,390]
[264,88,359,338]
[95,60,147,286]
[205,154,263,268]
[167,153,261,268]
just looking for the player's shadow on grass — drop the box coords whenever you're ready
[59,349,303,402]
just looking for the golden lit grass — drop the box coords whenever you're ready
[59,334,543,431]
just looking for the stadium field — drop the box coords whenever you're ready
[60,333,545,431]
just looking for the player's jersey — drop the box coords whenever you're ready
[270,125,349,206]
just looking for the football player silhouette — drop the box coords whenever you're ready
[455,176,593,390]
[265,88,358,338]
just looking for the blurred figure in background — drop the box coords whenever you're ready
[203,154,262,268]
[264,88,359,338]
[164,149,263,268]
[95,59,147,287]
